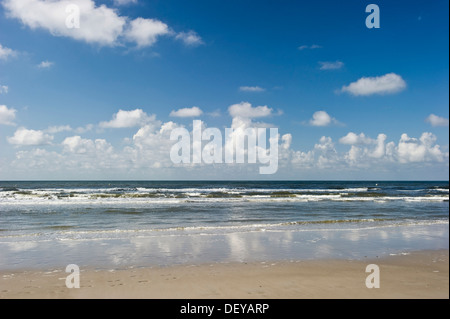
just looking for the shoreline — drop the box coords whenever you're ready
[2,222,448,271]
[1,249,448,299]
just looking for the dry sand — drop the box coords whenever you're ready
[1,249,448,299]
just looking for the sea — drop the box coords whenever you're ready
[0,180,448,270]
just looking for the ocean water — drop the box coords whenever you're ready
[0,181,448,269]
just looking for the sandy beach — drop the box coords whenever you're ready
[1,249,448,299]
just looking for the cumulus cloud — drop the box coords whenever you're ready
[37,60,54,68]
[2,109,449,178]
[341,133,388,164]
[228,102,274,119]
[2,0,201,50]
[298,44,321,50]
[130,120,184,169]
[170,106,203,118]
[0,43,17,60]
[133,121,178,148]
[99,109,156,128]
[0,85,9,94]
[0,101,448,178]
[319,61,343,70]
[338,132,447,167]
[14,136,115,174]
[124,17,171,47]
[2,0,127,47]
[13,136,115,173]
[309,111,331,126]
[371,134,387,158]
[341,73,406,96]
[396,132,445,163]
[339,132,373,145]
[62,136,113,154]
[0,105,16,125]
[47,124,93,134]
[45,125,72,134]
[175,31,204,46]
[7,127,53,146]
[239,86,265,92]
[289,129,448,172]
[425,114,449,127]
[74,124,94,133]
[207,110,221,117]
[309,111,340,127]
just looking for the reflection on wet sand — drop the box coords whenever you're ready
[0,223,447,270]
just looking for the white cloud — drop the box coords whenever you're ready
[170,106,203,118]
[314,136,335,152]
[62,136,112,154]
[339,132,447,166]
[100,109,156,128]
[319,61,344,70]
[37,60,54,68]
[309,111,340,127]
[425,114,449,127]
[62,136,91,153]
[207,110,221,117]
[0,85,8,94]
[371,134,387,158]
[2,0,127,46]
[124,17,171,47]
[228,102,273,119]
[313,136,339,169]
[281,134,292,150]
[46,125,72,134]
[2,107,449,179]
[290,130,447,173]
[339,132,373,145]
[396,132,445,163]
[341,133,388,164]
[2,1,202,50]
[239,86,265,92]
[133,121,177,148]
[175,31,204,46]
[310,111,331,126]
[8,127,53,145]
[74,124,94,133]
[0,43,17,60]
[45,123,92,134]
[0,105,16,125]
[12,136,115,173]
[341,73,406,96]
[298,44,321,50]
[130,121,183,169]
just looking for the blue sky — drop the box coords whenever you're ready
[0,0,448,180]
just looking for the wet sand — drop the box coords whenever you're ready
[1,249,448,299]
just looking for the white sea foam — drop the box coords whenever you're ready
[0,219,447,244]
[1,192,448,206]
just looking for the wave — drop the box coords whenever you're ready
[432,188,449,193]
[281,218,391,225]
[1,193,448,205]
[1,183,448,206]
[0,219,447,242]
[44,225,77,230]
[0,187,19,192]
